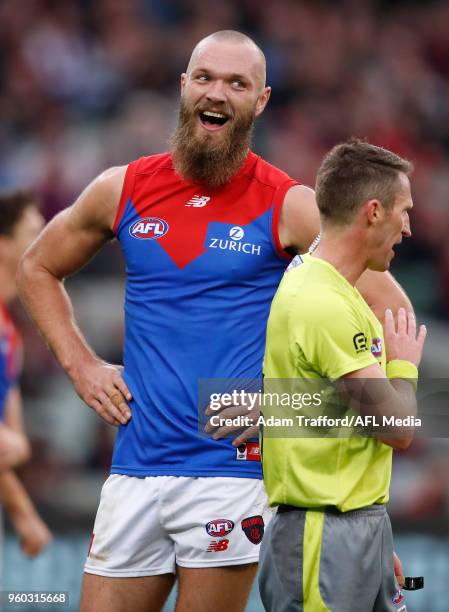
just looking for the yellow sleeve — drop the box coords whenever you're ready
[293,294,377,379]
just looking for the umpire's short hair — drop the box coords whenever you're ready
[315,138,413,226]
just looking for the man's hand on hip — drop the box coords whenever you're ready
[72,360,132,426]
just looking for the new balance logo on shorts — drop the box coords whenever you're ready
[206,539,230,552]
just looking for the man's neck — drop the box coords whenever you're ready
[311,228,368,286]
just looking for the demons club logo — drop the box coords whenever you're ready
[241,515,264,545]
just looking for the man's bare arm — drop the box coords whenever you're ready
[279,184,320,254]
[355,270,413,323]
[0,384,52,556]
[0,471,52,556]
[17,166,133,426]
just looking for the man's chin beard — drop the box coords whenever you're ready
[171,104,255,188]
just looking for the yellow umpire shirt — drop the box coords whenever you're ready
[262,255,392,512]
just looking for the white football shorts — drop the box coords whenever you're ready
[84,474,273,577]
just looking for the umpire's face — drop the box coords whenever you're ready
[370,172,413,272]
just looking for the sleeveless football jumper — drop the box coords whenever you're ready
[0,305,22,421]
[111,151,297,478]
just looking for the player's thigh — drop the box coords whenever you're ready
[175,564,257,612]
[81,573,175,612]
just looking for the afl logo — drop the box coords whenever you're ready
[229,226,244,241]
[371,337,383,358]
[129,217,169,240]
[205,519,235,538]
[392,589,404,605]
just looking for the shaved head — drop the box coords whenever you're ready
[187,30,267,90]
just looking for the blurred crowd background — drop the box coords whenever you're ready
[1,0,449,609]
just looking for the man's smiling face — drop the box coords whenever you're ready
[171,36,270,187]
[181,38,268,143]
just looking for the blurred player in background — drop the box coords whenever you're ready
[259,140,426,611]
[18,32,412,612]
[0,190,51,562]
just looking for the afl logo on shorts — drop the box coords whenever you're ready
[392,588,405,606]
[205,519,234,537]
[129,217,169,240]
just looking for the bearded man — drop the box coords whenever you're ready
[17,31,412,612]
